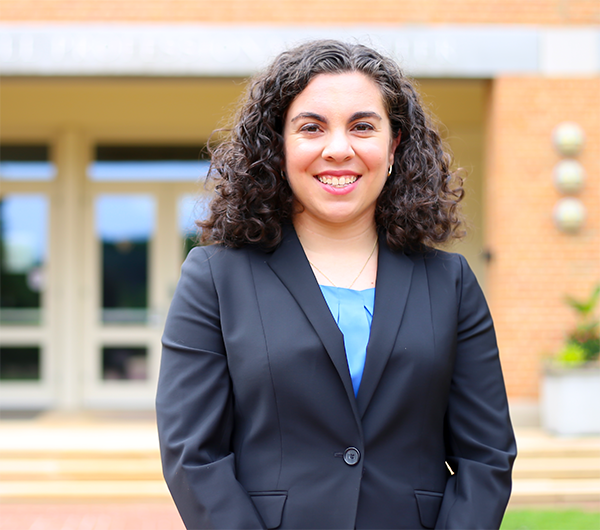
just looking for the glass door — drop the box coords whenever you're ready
[0,145,55,409]
[82,145,206,408]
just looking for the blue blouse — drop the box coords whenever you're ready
[319,285,375,396]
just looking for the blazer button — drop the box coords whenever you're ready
[343,447,360,466]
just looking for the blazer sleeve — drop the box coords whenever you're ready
[435,255,517,530]
[156,247,265,529]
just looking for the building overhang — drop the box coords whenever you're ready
[0,24,599,78]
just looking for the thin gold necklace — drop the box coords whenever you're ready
[308,238,378,289]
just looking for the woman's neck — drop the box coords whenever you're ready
[293,215,379,290]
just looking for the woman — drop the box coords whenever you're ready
[156,40,516,530]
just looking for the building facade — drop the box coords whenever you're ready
[1,1,599,421]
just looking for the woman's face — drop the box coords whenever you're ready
[283,72,400,230]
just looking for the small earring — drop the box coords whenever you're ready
[281,170,286,180]
[387,165,393,177]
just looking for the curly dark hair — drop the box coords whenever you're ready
[200,39,464,252]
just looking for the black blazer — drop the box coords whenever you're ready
[156,227,516,530]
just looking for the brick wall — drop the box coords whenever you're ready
[485,78,600,399]
[1,0,598,24]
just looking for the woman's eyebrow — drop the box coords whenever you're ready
[290,112,327,123]
[289,110,382,123]
[349,111,382,122]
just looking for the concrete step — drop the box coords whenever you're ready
[516,430,599,457]
[0,418,598,504]
[0,415,167,501]
[513,456,600,479]
[0,457,163,481]
[510,478,600,505]
[0,480,171,501]
[509,429,600,502]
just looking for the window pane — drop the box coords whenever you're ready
[0,346,40,380]
[89,145,209,182]
[0,145,55,181]
[96,195,155,325]
[102,346,147,380]
[179,194,209,258]
[0,195,48,325]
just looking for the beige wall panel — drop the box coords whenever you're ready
[0,78,247,142]
[419,80,487,285]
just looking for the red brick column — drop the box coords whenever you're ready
[484,77,600,400]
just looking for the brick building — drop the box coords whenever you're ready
[0,1,598,423]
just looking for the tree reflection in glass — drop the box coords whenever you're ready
[96,195,155,325]
[178,194,206,259]
[0,195,48,325]
[102,346,147,380]
[0,346,40,380]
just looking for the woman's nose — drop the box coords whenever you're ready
[321,130,355,161]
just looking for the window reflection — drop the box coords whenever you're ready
[0,195,48,325]
[0,346,40,380]
[178,195,207,258]
[90,161,210,181]
[96,195,155,325]
[0,145,55,181]
[89,145,208,182]
[102,346,148,380]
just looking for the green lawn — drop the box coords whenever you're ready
[501,509,600,530]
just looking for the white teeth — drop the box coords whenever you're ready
[317,175,357,187]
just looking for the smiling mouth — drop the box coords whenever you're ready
[316,175,359,188]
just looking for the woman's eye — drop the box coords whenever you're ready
[300,123,321,133]
[354,122,375,132]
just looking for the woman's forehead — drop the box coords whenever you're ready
[286,72,386,118]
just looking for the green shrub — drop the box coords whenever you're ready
[555,284,600,365]
[556,342,589,365]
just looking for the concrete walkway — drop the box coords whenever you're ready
[0,503,184,530]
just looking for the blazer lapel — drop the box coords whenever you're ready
[357,239,415,417]
[266,227,361,416]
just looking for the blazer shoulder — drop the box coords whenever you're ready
[184,244,268,287]
[186,243,255,266]
[187,243,239,260]
[418,246,469,277]
[418,247,485,305]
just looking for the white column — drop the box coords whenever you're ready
[52,129,90,410]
